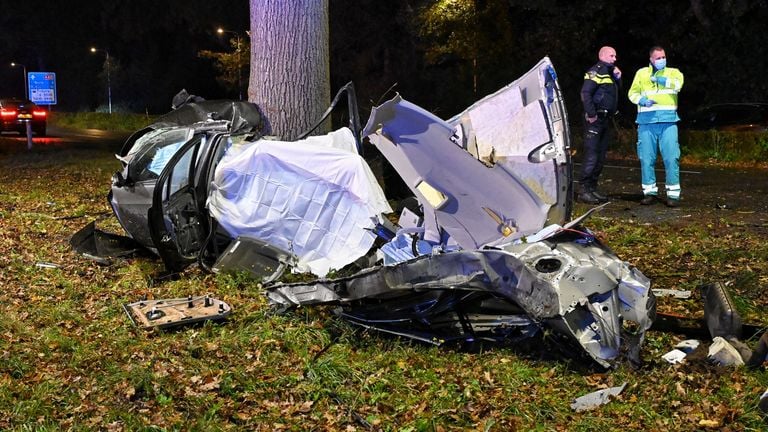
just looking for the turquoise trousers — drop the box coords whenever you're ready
[637,122,681,199]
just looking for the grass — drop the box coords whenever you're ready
[0,137,767,431]
[48,111,156,132]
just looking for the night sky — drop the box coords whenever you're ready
[0,0,249,113]
[2,1,767,120]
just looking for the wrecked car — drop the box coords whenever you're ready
[103,84,386,280]
[86,58,656,367]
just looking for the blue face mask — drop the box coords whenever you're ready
[653,58,667,70]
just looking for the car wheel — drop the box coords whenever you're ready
[34,127,46,137]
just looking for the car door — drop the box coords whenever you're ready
[148,134,211,271]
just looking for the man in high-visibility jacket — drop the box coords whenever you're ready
[628,46,684,207]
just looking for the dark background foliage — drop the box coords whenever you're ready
[1,0,766,121]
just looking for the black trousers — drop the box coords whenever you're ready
[580,116,612,193]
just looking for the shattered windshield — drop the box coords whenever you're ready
[126,127,193,181]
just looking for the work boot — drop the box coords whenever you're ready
[666,198,681,208]
[640,194,657,205]
[592,190,609,202]
[577,192,601,205]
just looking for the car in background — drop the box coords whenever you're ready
[683,102,768,132]
[0,98,47,136]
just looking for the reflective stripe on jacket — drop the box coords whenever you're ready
[581,61,621,118]
[628,65,684,124]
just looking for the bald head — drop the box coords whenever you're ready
[598,46,617,64]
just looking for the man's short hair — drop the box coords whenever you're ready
[649,45,665,56]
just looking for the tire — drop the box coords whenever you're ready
[34,126,46,137]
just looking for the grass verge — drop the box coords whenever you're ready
[0,139,766,431]
[48,111,156,132]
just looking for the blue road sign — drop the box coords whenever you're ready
[28,72,57,105]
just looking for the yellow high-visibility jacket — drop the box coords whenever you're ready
[628,65,684,124]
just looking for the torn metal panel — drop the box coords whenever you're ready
[570,382,627,412]
[269,249,556,311]
[362,57,571,250]
[448,58,570,213]
[707,336,745,366]
[701,282,742,338]
[364,95,548,248]
[70,221,147,263]
[268,231,655,368]
[653,288,692,299]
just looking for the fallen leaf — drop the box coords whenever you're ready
[699,419,720,428]
[200,375,221,391]
[123,387,135,399]
[297,400,313,413]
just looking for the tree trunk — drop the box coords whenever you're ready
[249,0,330,139]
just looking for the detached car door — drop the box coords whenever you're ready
[148,133,216,271]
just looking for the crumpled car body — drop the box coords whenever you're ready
[266,58,656,367]
[103,60,655,367]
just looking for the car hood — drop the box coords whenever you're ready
[362,57,571,250]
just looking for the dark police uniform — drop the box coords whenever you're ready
[579,61,620,199]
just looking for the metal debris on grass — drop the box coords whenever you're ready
[123,295,231,330]
[570,382,627,412]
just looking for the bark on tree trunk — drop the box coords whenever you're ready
[249,0,331,140]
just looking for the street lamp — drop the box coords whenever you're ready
[10,62,27,99]
[217,27,243,100]
[90,47,112,113]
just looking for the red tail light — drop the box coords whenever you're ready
[32,110,47,117]
[1,109,17,117]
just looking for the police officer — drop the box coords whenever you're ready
[578,46,622,204]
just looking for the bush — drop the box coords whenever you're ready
[680,130,768,162]
[571,123,768,163]
[49,111,157,132]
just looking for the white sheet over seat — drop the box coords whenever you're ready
[207,127,391,276]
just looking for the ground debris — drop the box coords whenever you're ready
[570,382,627,412]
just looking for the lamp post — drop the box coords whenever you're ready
[217,27,243,100]
[10,62,27,99]
[90,47,112,113]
